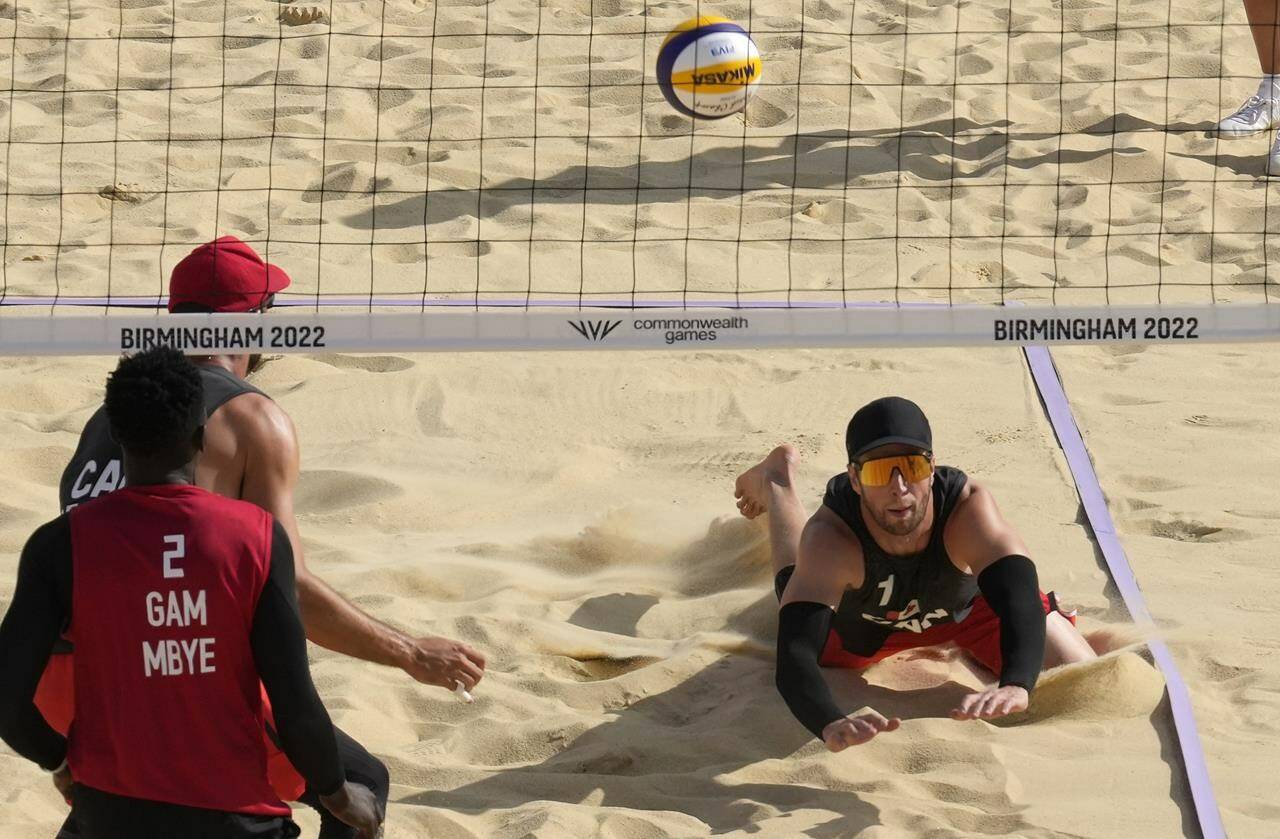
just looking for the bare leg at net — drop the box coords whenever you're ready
[1218,2,1280,173]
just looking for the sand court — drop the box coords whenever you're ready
[8,345,1277,836]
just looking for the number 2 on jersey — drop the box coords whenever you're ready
[163,534,185,579]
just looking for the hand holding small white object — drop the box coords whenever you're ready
[454,679,474,703]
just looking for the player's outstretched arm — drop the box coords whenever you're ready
[945,484,1044,720]
[252,521,385,839]
[776,515,900,751]
[234,397,486,692]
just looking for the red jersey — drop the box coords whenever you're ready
[67,484,289,817]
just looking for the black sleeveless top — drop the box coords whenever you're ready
[821,465,979,656]
[58,365,268,513]
[52,365,267,654]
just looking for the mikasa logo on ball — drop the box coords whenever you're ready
[691,64,757,86]
[656,16,762,120]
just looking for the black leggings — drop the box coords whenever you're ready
[56,726,389,839]
[298,726,390,839]
[68,786,299,839]
[774,565,796,602]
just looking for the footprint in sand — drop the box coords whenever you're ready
[563,653,661,682]
[591,0,635,18]
[98,183,146,204]
[653,114,687,133]
[1116,473,1185,492]
[1196,656,1259,683]
[279,5,327,26]
[414,378,451,437]
[373,41,417,62]
[807,0,846,22]
[1145,514,1244,543]
[799,200,833,222]
[1104,392,1161,407]
[312,354,415,373]
[1104,344,1146,357]
[296,469,403,513]
[1113,496,1160,514]
[958,52,995,77]
[744,97,790,129]
[573,749,636,774]
[1225,507,1280,521]
[1182,413,1260,430]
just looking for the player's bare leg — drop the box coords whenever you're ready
[735,444,806,576]
[1044,610,1097,667]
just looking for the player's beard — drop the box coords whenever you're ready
[869,499,928,536]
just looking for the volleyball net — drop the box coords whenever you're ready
[2,0,1279,353]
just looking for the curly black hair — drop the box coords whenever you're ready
[105,346,205,457]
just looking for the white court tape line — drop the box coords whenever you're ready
[1023,344,1226,839]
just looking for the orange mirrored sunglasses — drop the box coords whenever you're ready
[855,453,933,486]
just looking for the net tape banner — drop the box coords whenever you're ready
[1,304,1276,355]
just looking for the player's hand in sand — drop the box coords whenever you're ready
[821,710,901,752]
[950,684,1028,721]
[51,763,73,805]
[320,780,385,839]
[403,634,487,692]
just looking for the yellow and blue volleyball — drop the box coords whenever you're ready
[656,16,762,120]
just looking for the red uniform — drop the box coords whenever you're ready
[66,484,290,817]
[818,592,1074,670]
[42,365,309,802]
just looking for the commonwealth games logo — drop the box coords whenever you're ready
[568,319,623,341]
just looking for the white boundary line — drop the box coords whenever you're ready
[1025,345,1226,839]
[0,304,1276,355]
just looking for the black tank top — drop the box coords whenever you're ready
[821,465,979,656]
[58,365,268,513]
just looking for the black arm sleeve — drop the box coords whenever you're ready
[976,554,1047,692]
[775,601,846,740]
[0,517,72,770]
[251,520,345,796]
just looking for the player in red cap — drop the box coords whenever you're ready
[0,347,382,839]
[42,237,483,838]
[734,397,1097,751]
[168,236,293,312]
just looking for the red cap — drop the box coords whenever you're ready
[168,236,291,313]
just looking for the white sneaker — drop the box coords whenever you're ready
[1218,93,1280,137]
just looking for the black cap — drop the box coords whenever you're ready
[846,397,932,463]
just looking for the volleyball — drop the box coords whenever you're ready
[656,16,762,119]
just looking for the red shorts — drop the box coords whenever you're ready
[34,653,75,734]
[35,653,307,802]
[818,592,1073,673]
